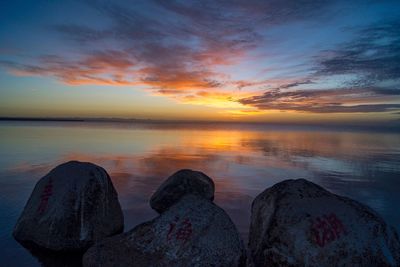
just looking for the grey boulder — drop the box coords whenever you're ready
[248,179,400,266]
[83,194,246,267]
[150,169,215,213]
[13,161,124,251]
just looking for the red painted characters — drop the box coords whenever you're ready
[167,216,193,244]
[310,213,347,247]
[37,178,54,214]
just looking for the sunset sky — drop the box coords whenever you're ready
[1,0,400,124]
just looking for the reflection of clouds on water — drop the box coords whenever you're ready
[64,150,257,235]
[294,156,355,175]
[3,126,400,246]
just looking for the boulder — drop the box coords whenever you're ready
[83,194,246,267]
[150,169,215,213]
[248,179,400,266]
[13,161,124,251]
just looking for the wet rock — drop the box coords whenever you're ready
[83,194,246,267]
[248,179,400,266]
[150,169,215,213]
[13,161,124,251]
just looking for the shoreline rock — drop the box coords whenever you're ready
[150,169,215,213]
[13,161,124,251]
[84,169,245,267]
[83,195,246,267]
[84,194,246,267]
[248,179,400,266]
[13,163,400,266]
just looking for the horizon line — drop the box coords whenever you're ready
[1,116,399,132]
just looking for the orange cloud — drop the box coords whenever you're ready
[138,66,223,90]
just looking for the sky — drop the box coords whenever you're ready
[0,0,400,124]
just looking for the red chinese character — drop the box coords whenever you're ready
[311,217,330,247]
[167,216,179,241]
[166,217,193,244]
[175,218,192,243]
[310,213,347,247]
[37,179,53,214]
[325,213,347,238]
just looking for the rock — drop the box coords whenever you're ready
[248,179,400,266]
[83,194,246,267]
[150,169,215,213]
[13,161,124,251]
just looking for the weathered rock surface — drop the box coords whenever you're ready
[150,169,215,213]
[249,179,400,266]
[13,161,124,251]
[83,194,246,267]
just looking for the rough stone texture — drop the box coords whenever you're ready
[13,161,124,251]
[83,194,246,267]
[248,179,400,266]
[150,169,215,213]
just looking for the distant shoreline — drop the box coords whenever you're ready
[0,117,86,122]
[1,117,399,133]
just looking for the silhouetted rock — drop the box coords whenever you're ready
[248,179,400,266]
[150,169,215,213]
[83,194,246,267]
[13,161,124,251]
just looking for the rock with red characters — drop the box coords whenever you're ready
[248,179,400,266]
[83,194,246,267]
[13,161,124,251]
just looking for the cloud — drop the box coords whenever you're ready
[154,0,334,26]
[280,79,314,89]
[1,51,138,86]
[315,21,400,85]
[238,87,400,113]
[237,19,400,114]
[52,24,110,43]
[0,1,337,93]
[48,1,263,90]
[1,0,399,115]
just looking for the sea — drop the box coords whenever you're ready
[0,120,399,266]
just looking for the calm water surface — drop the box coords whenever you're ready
[0,121,399,266]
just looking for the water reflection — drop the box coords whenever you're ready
[0,121,399,266]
